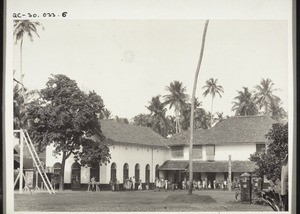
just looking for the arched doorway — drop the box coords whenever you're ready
[111,163,117,182]
[90,162,100,182]
[145,164,150,183]
[123,163,129,183]
[71,162,81,189]
[155,164,159,179]
[135,164,140,182]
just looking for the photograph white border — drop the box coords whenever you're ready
[4,0,295,214]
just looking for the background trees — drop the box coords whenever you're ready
[232,87,259,116]
[164,81,189,134]
[26,74,111,190]
[202,78,224,127]
[249,123,288,181]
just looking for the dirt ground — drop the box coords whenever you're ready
[14,189,273,212]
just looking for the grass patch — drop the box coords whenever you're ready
[164,194,216,204]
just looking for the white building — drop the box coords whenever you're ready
[16,115,274,190]
[44,120,169,189]
[160,115,274,188]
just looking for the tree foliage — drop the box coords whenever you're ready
[26,74,111,189]
[232,87,259,116]
[249,123,288,181]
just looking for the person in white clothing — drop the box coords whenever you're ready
[132,176,136,190]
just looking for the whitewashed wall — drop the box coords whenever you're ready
[103,143,168,183]
[214,144,256,161]
[169,144,257,161]
[45,143,169,184]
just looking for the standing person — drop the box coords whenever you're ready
[197,180,201,190]
[165,179,168,191]
[281,154,288,211]
[208,180,211,189]
[224,179,227,190]
[213,180,216,189]
[138,179,142,190]
[160,177,165,190]
[129,177,133,190]
[155,178,159,191]
[90,177,96,192]
[116,179,120,191]
[233,177,240,201]
[221,180,224,190]
[202,179,206,189]
[132,176,136,190]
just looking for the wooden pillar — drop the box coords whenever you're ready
[228,155,232,191]
[19,131,24,193]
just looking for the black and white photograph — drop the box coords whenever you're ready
[4,1,295,213]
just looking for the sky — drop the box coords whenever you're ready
[13,20,288,120]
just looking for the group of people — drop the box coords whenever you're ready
[123,176,148,190]
[182,178,229,190]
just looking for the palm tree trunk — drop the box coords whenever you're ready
[210,96,214,128]
[19,39,26,128]
[188,20,209,195]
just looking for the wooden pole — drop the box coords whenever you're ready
[228,155,232,191]
[188,20,209,195]
[19,131,24,193]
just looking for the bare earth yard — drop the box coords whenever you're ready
[14,189,273,212]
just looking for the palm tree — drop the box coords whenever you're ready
[14,20,43,86]
[146,96,168,138]
[101,108,113,120]
[213,112,228,125]
[202,78,224,127]
[188,20,209,195]
[254,78,279,115]
[232,87,259,116]
[164,81,189,134]
[14,20,43,128]
[268,97,287,122]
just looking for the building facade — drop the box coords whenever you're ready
[15,115,275,190]
[159,115,274,188]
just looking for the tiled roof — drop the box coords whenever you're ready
[159,160,257,172]
[159,160,189,170]
[166,116,275,146]
[100,120,167,147]
[192,161,257,172]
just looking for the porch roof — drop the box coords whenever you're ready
[191,161,257,172]
[159,160,257,172]
[159,160,189,171]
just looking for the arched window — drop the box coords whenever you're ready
[90,162,100,182]
[155,164,159,179]
[145,164,150,183]
[135,164,140,181]
[123,163,129,183]
[71,162,81,189]
[111,163,117,181]
[53,162,62,174]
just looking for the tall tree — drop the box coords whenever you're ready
[268,97,287,122]
[164,81,189,134]
[13,20,43,127]
[202,78,224,127]
[26,74,111,190]
[146,96,168,138]
[250,123,288,181]
[189,20,209,195]
[14,21,43,90]
[254,78,279,115]
[232,87,259,116]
